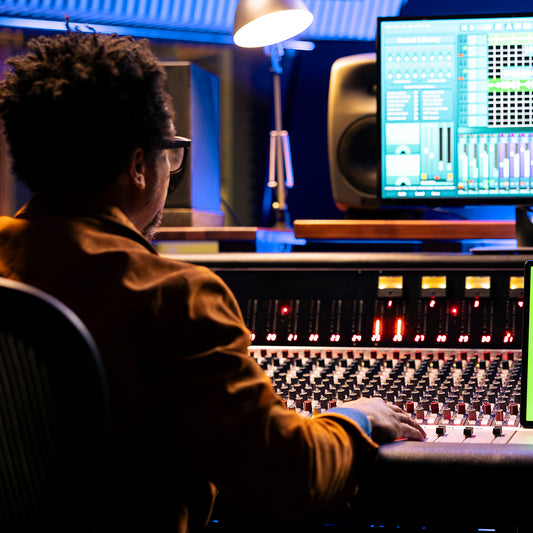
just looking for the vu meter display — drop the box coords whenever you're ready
[378,13,533,206]
[510,276,524,291]
[421,275,447,297]
[378,275,403,297]
[465,276,491,290]
[421,276,447,289]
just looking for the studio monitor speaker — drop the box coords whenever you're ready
[328,53,378,211]
[162,62,224,226]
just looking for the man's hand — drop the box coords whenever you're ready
[342,397,426,443]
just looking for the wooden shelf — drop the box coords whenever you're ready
[293,220,516,241]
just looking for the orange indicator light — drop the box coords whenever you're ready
[393,318,403,342]
[395,318,403,336]
[372,319,382,342]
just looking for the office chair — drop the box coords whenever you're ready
[0,277,110,532]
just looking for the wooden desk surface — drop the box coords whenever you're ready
[293,219,516,240]
[155,226,296,241]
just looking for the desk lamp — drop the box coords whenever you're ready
[233,0,313,228]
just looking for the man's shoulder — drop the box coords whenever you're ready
[129,249,226,291]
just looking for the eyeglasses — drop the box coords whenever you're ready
[160,136,191,193]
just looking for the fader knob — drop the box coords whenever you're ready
[497,401,507,412]
[464,426,474,438]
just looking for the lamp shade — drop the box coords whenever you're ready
[233,0,314,48]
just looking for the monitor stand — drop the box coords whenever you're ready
[470,205,533,255]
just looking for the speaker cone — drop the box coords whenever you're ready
[337,114,377,196]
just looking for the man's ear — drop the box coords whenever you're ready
[128,148,147,191]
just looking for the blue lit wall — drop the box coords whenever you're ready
[0,0,405,43]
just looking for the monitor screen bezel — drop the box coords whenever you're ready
[377,12,533,208]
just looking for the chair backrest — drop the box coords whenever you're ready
[0,277,110,532]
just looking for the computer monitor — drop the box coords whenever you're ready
[377,13,533,207]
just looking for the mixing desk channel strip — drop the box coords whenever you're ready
[248,346,533,442]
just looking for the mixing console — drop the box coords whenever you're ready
[177,253,533,530]
[175,253,531,433]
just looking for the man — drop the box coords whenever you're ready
[0,32,425,532]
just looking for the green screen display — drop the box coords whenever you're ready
[527,267,533,422]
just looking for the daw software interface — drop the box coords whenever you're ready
[378,14,533,205]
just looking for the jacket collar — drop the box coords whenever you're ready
[15,190,159,255]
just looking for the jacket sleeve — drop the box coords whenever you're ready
[151,265,379,524]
